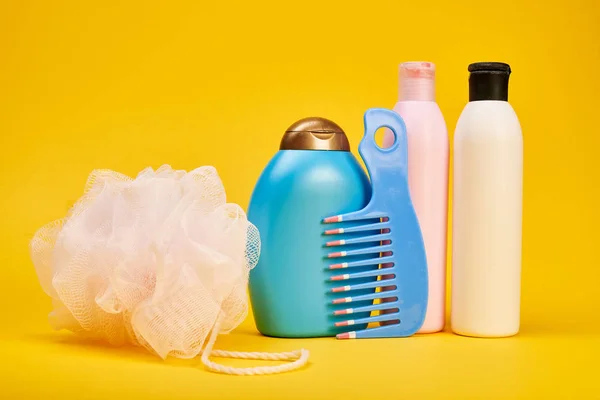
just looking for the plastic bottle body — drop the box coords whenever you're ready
[247,150,372,338]
[383,101,449,333]
[451,100,523,337]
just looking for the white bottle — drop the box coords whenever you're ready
[451,62,523,337]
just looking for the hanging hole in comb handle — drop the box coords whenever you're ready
[364,124,399,154]
[361,108,406,152]
[358,108,409,176]
[374,127,393,149]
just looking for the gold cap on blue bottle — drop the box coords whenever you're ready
[280,117,350,151]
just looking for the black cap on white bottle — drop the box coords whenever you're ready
[468,62,511,102]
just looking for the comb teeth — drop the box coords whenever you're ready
[329,255,395,270]
[322,212,387,224]
[332,296,353,304]
[334,312,400,328]
[327,244,393,259]
[333,302,396,316]
[323,211,413,339]
[324,221,390,235]
[331,277,395,293]
[332,285,352,293]
[334,308,353,315]
[331,274,349,281]
[331,267,396,281]
[336,331,357,340]
[326,232,392,247]
[329,262,348,270]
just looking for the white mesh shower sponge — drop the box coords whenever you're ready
[29,164,261,360]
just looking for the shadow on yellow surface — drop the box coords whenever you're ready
[2,314,598,399]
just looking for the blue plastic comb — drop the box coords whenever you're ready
[322,108,428,339]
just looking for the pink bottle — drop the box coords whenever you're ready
[383,62,449,333]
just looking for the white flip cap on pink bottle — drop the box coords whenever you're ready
[399,62,436,101]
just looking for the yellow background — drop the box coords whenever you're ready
[1,0,599,398]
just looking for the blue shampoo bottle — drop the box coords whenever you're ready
[248,117,373,338]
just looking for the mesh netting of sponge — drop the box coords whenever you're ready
[30,165,262,360]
